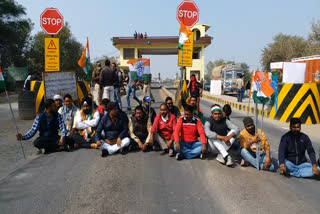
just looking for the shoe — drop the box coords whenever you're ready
[169,148,174,157]
[37,148,44,155]
[101,149,109,157]
[240,159,249,167]
[64,144,71,152]
[226,155,233,166]
[119,147,128,155]
[200,152,207,160]
[175,153,184,161]
[128,144,138,152]
[216,154,225,164]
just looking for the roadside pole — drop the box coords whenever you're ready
[255,103,259,170]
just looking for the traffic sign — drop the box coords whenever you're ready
[178,33,193,67]
[45,38,60,72]
[40,8,64,35]
[176,0,199,27]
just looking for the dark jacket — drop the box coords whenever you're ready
[39,112,59,137]
[96,112,129,141]
[169,105,181,119]
[279,131,317,165]
[143,105,156,123]
[99,66,117,87]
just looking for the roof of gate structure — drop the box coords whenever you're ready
[112,24,212,55]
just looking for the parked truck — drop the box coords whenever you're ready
[221,64,245,95]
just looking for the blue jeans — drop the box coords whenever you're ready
[114,87,122,110]
[126,86,141,108]
[284,159,320,178]
[241,148,274,171]
[174,141,202,159]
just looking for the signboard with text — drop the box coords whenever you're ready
[44,71,77,99]
[40,8,64,35]
[45,38,60,72]
[178,33,194,67]
[176,0,199,27]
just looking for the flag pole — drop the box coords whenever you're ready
[255,102,259,170]
[5,89,26,159]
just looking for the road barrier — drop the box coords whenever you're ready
[30,80,91,113]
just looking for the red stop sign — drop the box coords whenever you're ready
[40,8,64,35]
[176,0,199,27]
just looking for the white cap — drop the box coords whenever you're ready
[53,94,63,101]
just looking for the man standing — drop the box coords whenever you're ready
[150,104,176,156]
[165,96,181,119]
[100,59,116,101]
[112,62,123,110]
[126,72,142,111]
[236,74,244,102]
[96,102,130,156]
[240,117,274,171]
[174,105,206,161]
[187,74,202,108]
[16,99,71,153]
[279,118,320,178]
[58,94,78,137]
[142,96,156,123]
[129,106,152,152]
[143,81,154,103]
[204,104,239,166]
[72,97,100,149]
[92,62,102,106]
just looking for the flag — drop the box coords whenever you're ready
[78,37,92,80]
[0,67,6,91]
[251,71,275,104]
[270,73,278,113]
[178,21,192,50]
[127,58,150,82]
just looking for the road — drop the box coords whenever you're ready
[0,86,319,214]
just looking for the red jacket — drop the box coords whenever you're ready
[151,113,176,140]
[174,115,206,144]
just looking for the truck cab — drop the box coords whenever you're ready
[222,64,245,95]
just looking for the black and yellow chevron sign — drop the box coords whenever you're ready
[174,80,188,112]
[269,83,320,124]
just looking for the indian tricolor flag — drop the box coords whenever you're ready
[78,37,92,80]
[251,71,275,104]
[127,58,150,82]
[178,21,192,50]
[0,67,6,91]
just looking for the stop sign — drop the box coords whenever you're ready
[176,0,199,27]
[40,8,64,35]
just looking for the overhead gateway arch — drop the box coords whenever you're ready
[112,24,212,81]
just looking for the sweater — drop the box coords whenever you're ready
[151,113,176,140]
[174,115,206,144]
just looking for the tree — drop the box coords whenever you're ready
[27,22,84,78]
[261,33,309,72]
[0,0,33,68]
[307,20,320,55]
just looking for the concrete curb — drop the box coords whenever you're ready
[161,87,175,101]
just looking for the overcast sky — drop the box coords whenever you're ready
[19,0,320,78]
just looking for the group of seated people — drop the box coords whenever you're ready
[16,93,320,179]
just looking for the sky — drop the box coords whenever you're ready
[19,0,320,78]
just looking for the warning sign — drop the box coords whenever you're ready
[45,38,59,72]
[178,33,193,67]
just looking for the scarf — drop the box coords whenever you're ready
[191,77,197,92]
[63,106,75,134]
[80,109,95,140]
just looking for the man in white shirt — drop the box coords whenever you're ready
[72,97,100,149]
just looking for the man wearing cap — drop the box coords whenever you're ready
[53,94,63,111]
[150,103,177,156]
[240,117,274,171]
[174,105,206,161]
[58,94,78,137]
[278,118,319,178]
[142,96,156,123]
[96,102,130,156]
[204,104,239,166]
[129,105,152,152]
[72,97,100,149]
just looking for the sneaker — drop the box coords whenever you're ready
[168,148,174,157]
[37,148,44,155]
[216,154,225,164]
[175,153,184,161]
[101,149,109,157]
[200,152,207,160]
[226,155,233,166]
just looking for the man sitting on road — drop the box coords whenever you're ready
[142,96,156,123]
[72,97,100,149]
[165,96,181,119]
[53,94,63,110]
[96,98,110,117]
[150,103,177,156]
[204,104,239,166]
[181,91,205,125]
[240,117,274,171]
[278,118,320,178]
[58,94,78,137]
[96,102,130,157]
[16,99,72,154]
[174,105,206,161]
[129,106,152,152]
